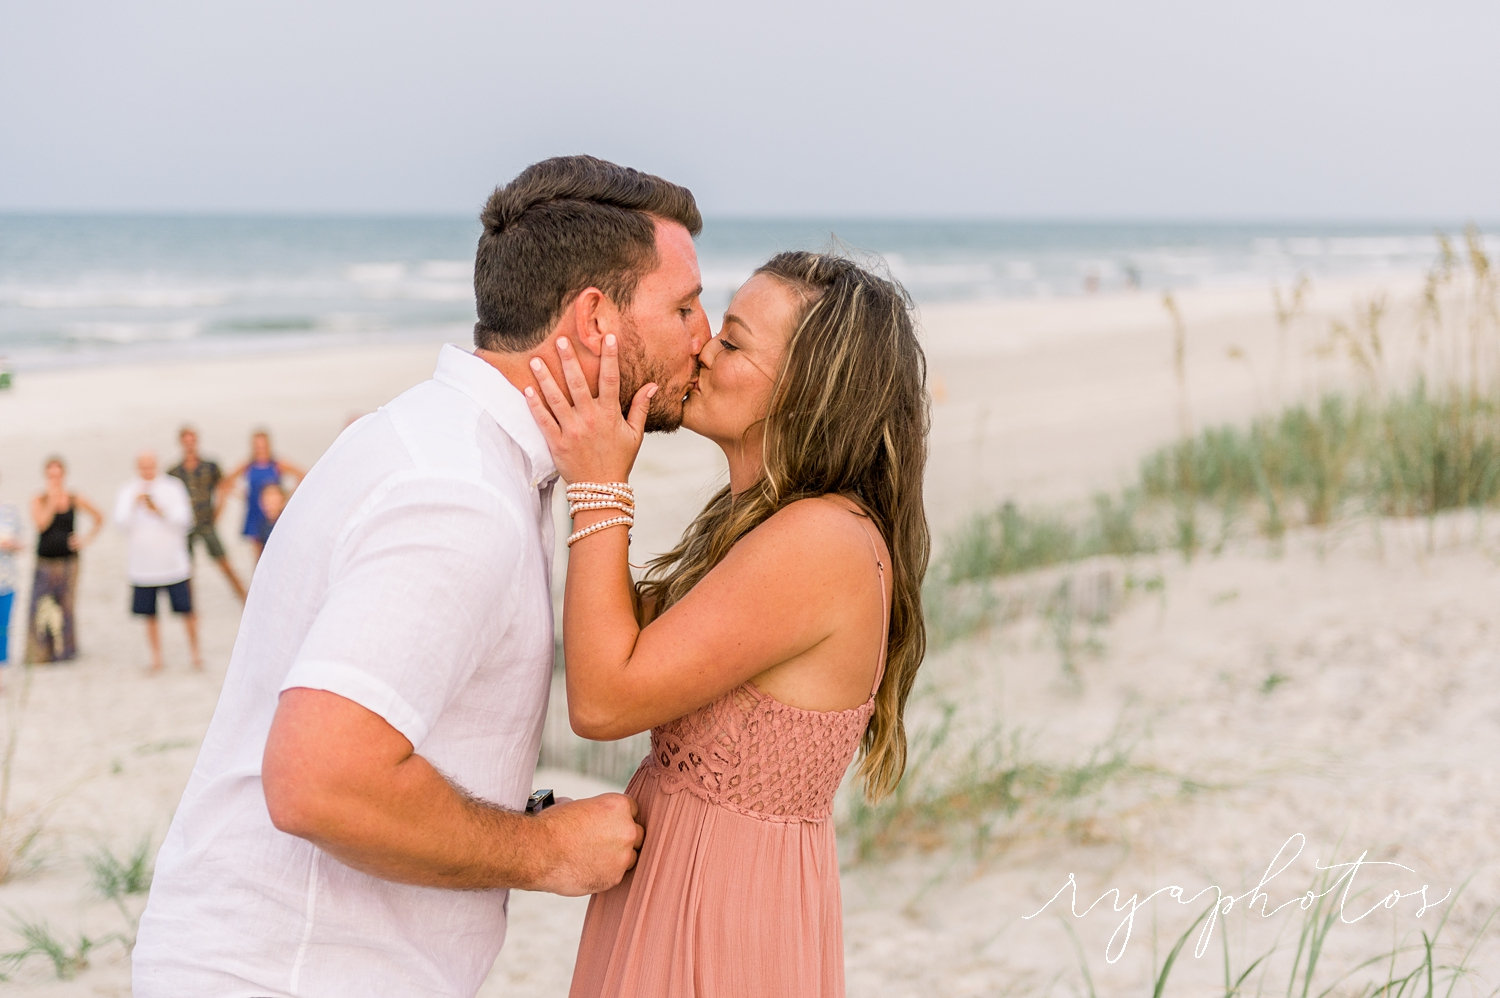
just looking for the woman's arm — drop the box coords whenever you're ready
[563,500,870,739]
[278,459,308,485]
[72,493,105,547]
[634,589,659,628]
[30,493,51,531]
[526,336,873,740]
[218,461,249,498]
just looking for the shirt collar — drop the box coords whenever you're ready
[433,344,558,490]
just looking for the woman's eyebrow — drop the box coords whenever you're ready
[722,313,754,336]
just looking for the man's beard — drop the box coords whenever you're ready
[616,322,685,433]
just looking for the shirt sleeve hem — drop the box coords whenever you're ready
[281,659,432,748]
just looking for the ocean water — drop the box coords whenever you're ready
[0,214,1492,369]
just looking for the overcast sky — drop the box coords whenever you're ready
[3,0,1497,219]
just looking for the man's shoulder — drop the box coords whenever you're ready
[382,380,536,484]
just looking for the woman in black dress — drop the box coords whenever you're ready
[26,456,102,663]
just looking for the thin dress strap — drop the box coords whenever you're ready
[858,520,889,697]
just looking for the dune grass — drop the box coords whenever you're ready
[0,915,124,983]
[0,662,46,886]
[928,228,1500,620]
[840,702,1193,865]
[85,839,153,901]
[934,370,1500,601]
[1071,880,1500,998]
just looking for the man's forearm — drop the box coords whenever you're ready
[262,687,640,897]
[265,744,549,890]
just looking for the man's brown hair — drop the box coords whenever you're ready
[473,155,702,352]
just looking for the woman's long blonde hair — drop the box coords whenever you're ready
[638,251,930,802]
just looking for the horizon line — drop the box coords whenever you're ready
[1,208,1496,228]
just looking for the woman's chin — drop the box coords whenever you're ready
[680,404,705,438]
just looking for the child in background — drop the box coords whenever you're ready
[255,482,287,549]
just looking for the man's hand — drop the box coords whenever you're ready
[528,793,643,896]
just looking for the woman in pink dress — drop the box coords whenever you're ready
[526,251,930,997]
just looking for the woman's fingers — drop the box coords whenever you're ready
[526,338,645,483]
[528,357,575,429]
[597,334,621,412]
[554,338,593,410]
[522,383,561,442]
[627,382,657,438]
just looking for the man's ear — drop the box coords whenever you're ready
[567,287,619,357]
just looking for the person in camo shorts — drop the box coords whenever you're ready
[168,425,247,601]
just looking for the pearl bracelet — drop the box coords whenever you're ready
[568,499,635,517]
[565,514,634,547]
[566,482,635,501]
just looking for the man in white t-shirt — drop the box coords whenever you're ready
[113,450,200,672]
[133,156,712,997]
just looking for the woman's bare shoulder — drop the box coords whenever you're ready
[744,495,882,567]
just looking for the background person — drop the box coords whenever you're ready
[0,474,21,678]
[220,428,305,564]
[115,450,200,673]
[169,425,247,601]
[26,456,102,664]
[255,481,287,548]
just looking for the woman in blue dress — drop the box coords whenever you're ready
[220,429,304,564]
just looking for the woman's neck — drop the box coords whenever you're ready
[720,438,764,497]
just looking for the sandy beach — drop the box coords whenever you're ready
[1,273,1497,995]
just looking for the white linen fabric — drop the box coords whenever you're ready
[113,475,193,586]
[133,345,558,998]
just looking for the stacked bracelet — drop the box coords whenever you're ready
[567,482,635,499]
[564,482,635,547]
[566,515,634,547]
[569,499,632,516]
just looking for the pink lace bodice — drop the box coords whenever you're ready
[647,683,874,822]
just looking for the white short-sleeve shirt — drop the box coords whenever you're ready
[113,474,194,586]
[133,345,558,998]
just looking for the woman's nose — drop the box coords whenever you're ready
[697,336,719,367]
